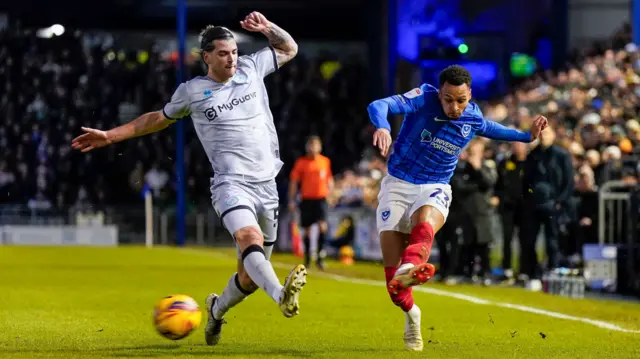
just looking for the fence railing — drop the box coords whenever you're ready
[598,180,636,245]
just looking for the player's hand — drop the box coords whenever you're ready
[529,115,548,141]
[373,128,392,157]
[288,201,296,214]
[240,12,270,33]
[71,127,112,152]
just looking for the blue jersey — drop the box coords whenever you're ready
[367,83,531,185]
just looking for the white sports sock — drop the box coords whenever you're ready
[243,249,283,303]
[263,242,275,260]
[405,304,421,326]
[212,273,251,320]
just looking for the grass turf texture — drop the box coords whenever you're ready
[1,246,639,359]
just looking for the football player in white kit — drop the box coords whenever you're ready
[71,11,307,346]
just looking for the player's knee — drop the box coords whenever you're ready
[234,226,264,249]
[237,269,259,293]
[319,221,328,233]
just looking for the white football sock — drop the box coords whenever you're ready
[406,304,421,326]
[264,242,275,260]
[243,249,283,303]
[212,273,251,320]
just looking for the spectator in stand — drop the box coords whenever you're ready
[521,127,574,280]
[494,141,528,282]
[450,140,498,284]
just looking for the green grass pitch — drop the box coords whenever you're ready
[1,246,639,359]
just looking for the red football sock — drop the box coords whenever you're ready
[385,266,414,312]
[409,222,434,246]
[396,289,414,312]
[402,222,435,265]
[384,266,396,284]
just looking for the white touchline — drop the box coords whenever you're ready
[182,248,640,334]
[316,270,640,334]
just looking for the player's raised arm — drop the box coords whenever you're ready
[72,83,190,153]
[478,115,548,142]
[367,85,430,156]
[240,12,298,68]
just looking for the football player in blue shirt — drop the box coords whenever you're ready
[367,65,547,351]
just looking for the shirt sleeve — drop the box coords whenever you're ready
[290,159,302,182]
[366,84,434,130]
[162,83,191,120]
[242,47,279,78]
[478,118,532,142]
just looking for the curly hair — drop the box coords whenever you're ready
[438,65,472,87]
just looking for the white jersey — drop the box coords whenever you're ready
[163,47,283,182]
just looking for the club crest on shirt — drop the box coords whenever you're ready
[225,196,239,207]
[381,208,391,221]
[461,124,471,137]
[233,72,248,83]
[420,129,433,143]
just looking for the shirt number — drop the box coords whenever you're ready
[429,188,451,209]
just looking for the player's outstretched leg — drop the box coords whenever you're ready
[205,273,255,345]
[233,225,308,318]
[241,242,307,318]
[389,222,436,292]
[385,266,423,351]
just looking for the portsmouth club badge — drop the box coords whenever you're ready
[381,208,391,221]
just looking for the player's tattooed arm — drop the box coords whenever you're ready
[241,12,298,67]
[262,22,298,67]
[107,111,173,143]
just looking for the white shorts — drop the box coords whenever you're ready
[210,177,279,258]
[376,175,452,234]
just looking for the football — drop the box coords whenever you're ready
[153,294,202,340]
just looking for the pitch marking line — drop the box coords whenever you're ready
[182,248,640,334]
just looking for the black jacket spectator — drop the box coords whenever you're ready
[495,154,526,210]
[495,151,526,272]
[524,144,574,213]
[521,140,574,278]
[451,140,498,280]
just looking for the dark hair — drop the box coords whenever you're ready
[200,25,234,53]
[438,65,472,87]
[306,135,322,144]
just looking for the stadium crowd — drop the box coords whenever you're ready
[1,21,638,283]
[434,25,640,284]
[0,23,370,214]
[327,24,640,284]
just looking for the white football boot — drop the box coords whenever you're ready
[404,305,424,351]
